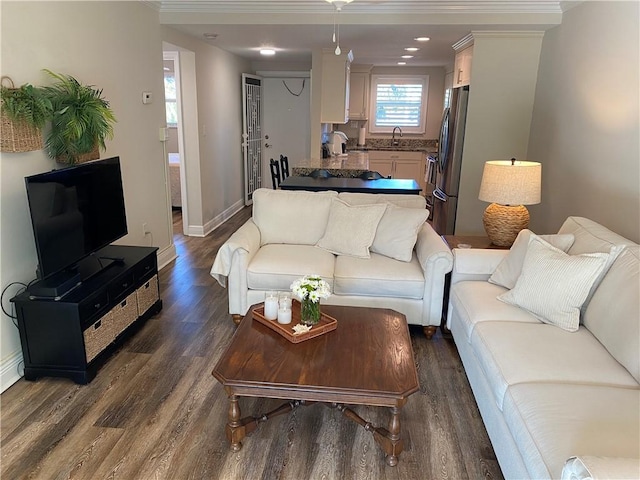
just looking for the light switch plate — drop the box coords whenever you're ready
[142,92,153,104]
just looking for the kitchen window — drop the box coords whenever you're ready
[369,75,429,134]
[164,74,177,127]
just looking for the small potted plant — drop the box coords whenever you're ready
[43,69,116,164]
[0,76,52,153]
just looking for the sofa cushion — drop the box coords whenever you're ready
[498,235,610,332]
[559,216,635,255]
[502,383,640,479]
[449,281,541,343]
[316,199,386,258]
[247,244,335,291]
[489,229,575,289]
[338,192,426,209]
[370,204,430,262]
[470,322,639,411]
[252,188,338,246]
[333,252,424,299]
[583,245,640,383]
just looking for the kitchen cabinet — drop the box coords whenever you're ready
[453,35,474,88]
[348,71,370,120]
[368,150,426,193]
[320,50,353,124]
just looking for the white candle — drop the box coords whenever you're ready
[277,307,292,324]
[264,296,279,320]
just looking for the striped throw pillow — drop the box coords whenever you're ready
[497,234,609,332]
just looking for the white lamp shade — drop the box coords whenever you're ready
[479,160,542,206]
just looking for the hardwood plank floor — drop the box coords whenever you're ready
[1,207,503,480]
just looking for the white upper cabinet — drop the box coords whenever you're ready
[320,50,353,124]
[453,35,474,88]
[348,68,371,121]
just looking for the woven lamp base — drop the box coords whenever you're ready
[483,203,530,247]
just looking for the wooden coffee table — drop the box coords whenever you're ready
[212,304,420,466]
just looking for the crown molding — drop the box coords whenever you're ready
[147,1,563,15]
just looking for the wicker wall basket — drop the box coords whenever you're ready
[55,144,100,165]
[0,107,44,153]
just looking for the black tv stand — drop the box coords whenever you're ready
[11,245,162,384]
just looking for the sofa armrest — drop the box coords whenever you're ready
[561,456,640,480]
[450,248,509,285]
[210,218,261,315]
[210,218,260,285]
[415,223,453,273]
[415,223,454,326]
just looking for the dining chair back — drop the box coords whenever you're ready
[270,159,281,189]
[279,155,290,180]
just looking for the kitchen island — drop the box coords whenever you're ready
[292,151,370,178]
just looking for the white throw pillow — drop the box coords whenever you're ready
[498,234,609,332]
[489,229,575,289]
[370,204,430,262]
[316,199,386,258]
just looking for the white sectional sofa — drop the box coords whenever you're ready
[447,217,640,479]
[211,188,453,337]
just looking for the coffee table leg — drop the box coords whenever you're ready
[371,406,404,467]
[226,395,244,452]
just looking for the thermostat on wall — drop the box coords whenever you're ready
[142,92,153,104]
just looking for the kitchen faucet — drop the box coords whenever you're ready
[392,126,403,146]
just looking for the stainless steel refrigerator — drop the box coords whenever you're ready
[427,85,469,235]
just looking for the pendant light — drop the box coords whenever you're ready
[326,0,353,55]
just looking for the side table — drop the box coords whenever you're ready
[440,235,509,335]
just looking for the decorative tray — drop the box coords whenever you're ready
[252,299,337,343]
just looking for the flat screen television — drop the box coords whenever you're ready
[25,157,128,287]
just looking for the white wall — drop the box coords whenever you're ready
[0,1,172,391]
[455,31,544,235]
[161,27,251,234]
[527,1,640,241]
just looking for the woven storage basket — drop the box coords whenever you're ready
[84,312,115,363]
[0,77,44,153]
[111,292,138,339]
[136,274,159,316]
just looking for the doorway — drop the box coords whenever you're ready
[260,73,311,184]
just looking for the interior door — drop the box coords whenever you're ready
[261,76,310,179]
[242,73,263,205]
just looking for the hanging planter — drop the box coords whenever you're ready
[0,76,52,153]
[43,69,116,164]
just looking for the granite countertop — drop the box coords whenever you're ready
[345,138,437,154]
[292,152,370,178]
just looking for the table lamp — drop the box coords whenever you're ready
[478,158,542,247]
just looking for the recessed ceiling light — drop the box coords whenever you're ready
[203,33,218,40]
[401,55,414,59]
[260,49,276,56]
[404,47,419,52]
[414,37,430,42]
[397,62,407,65]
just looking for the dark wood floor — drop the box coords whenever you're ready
[1,207,503,480]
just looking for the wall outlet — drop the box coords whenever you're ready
[142,91,153,104]
[142,222,150,235]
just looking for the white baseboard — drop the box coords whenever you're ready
[157,243,177,270]
[185,199,245,238]
[1,350,23,393]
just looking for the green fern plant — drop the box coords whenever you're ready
[43,69,116,164]
[0,82,52,128]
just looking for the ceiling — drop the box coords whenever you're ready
[148,1,573,67]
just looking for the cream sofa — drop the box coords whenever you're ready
[447,217,639,479]
[211,188,453,338]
